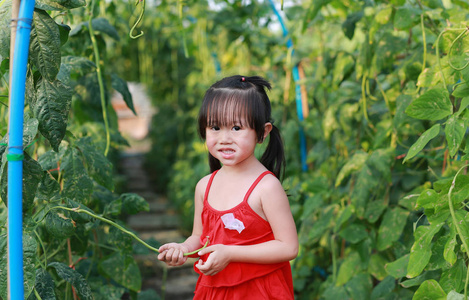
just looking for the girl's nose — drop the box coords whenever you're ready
[220,129,232,143]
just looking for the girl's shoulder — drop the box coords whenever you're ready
[194,173,213,197]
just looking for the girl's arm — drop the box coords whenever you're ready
[157,175,208,266]
[196,175,298,275]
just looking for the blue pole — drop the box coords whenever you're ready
[8,0,35,299]
[267,0,308,171]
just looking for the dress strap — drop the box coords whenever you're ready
[243,171,275,203]
[204,170,219,203]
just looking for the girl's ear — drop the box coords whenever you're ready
[261,122,273,143]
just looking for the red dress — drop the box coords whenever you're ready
[193,170,294,300]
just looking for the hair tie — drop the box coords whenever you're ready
[241,77,245,82]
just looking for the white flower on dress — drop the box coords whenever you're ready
[221,213,245,234]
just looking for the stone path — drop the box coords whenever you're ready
[119,152,198,300]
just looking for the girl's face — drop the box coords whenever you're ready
[205,119,262,169]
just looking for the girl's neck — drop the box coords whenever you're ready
[218,157,267,177]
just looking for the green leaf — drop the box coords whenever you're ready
[1,153,43,214]
[35,0,86,11]
[447,290,469,300]
[303,0,332,31]
[407,221,445,278]
[368,254,389,280]
[405,88,452,121]
[335,151,368,187]
[417,189,439,209]
[333,205,353,232]
[375,6,393,24]
[105,193,149,216]
[336,251,361,286]
[456,97,469,117]
[28,268,56,300]
[111,74,136,115]
[31,78,72,151]
[400,270,440,288]
[338,223,368,244]
[65,198,93,223]
[45,209,75,239]
[453,83,469,98]
[344,273,372,300]
[370,276,396,299]
[445,115,466,157]
[322,284,348,300]
[35,172,60,203]
[98,252,142,292]
[365,200,388,223]
[412,280,446,300]
[61,147,93,203]
[393,7,421,30]
[48,262,92,300]
[377,207,409,251]
[75,137,114,190]
[61,56,96,75]
[30,9,61,80]
[440,259,466,293]
[443,224,457,266]
[342,12,363,40]
[307,205,334,241]
[0,233,37,300]
[0,1,11,59]
[403,124,440,163]
[70,18,120,40]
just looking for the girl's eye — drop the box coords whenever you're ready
[232,126,241,131]
[211,126,220,131]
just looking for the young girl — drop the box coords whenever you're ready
[157,75,298,299]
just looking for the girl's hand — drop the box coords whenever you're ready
[195,244,231,276]
[157,243,189,266]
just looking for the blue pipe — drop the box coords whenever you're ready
[268,0,308,171]
[8,0,35,299]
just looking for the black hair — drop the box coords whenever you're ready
[197,75,285,179]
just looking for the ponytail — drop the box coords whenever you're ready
[260,124,285,179]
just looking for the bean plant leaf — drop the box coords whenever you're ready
[368,254,388,280]
[35,0,86,11]
[75,137,114,190]
[105,193,149,216]
[365,200,388,223]
[111,74,136,115]
[400,270,440,288]
[30,9,61,81]
[0,153,43,214]
[61,56,96,75]
[338,223,368,244]
[48,262,92,300]
[344,273,372,300]
[336,251,362,286]
[335,151,368,187]
[377,207,409,251]
[412,280,446,300]
[393,6,421,30]
[443,226,457,266]
[445,115,465,157]
[405,88,452,121]
[0,233,37,299]
[456,97,469,116]
[370,276,395,299]
[31,78,72,151]
[440,259,466,293]
[45,209,76,239]
[407,219,445,278]
[447,291,469,300]
[60,147,93,202]
[70,18,120,40]
[27,268,56,300]
[403,124,440,163]
[0,0,11,59]
[98,252,142,292]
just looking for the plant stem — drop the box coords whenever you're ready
[34,230,47,269]
[88,0,110,156]
[448,164,469,299]
[331,235,337,282]
[53,206,210,256]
